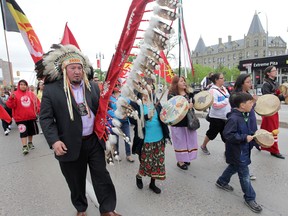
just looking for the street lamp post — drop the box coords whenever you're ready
[96,52,104,81]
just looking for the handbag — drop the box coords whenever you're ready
[187,109,200,130]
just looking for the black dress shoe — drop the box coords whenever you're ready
[177,162,188,170]
[270,153,285,159]
[184,162,191,166]
[136,175,143,189]
[149,183,161,194]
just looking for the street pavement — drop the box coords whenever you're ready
[0,115,287,216]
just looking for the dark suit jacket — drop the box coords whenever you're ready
[40,80,104,162]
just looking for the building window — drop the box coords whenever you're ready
[227,54,230,61]
[218,48,224,53]
[246,41,250,48]
[233,54,236,60]
[246,51,250,58]
[254,39,259,47]
[239,53,242,60]
[254,51,258,57]
[263,40,266,47]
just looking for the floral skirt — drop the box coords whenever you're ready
[139,139,165,180]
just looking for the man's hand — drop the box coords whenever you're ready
[247,135,253,143]
[10,88,15,99]
[52,141,67,156]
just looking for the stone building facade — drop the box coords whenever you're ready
[192,12,287,70]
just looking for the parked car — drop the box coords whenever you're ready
[224,81,235,93]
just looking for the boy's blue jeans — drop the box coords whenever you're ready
[217,164,256,201]
[115,121,131,156]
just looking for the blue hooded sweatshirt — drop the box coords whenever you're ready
[223,108,256,166]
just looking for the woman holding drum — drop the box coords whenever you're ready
[200,73,231,155]
[260,65,287,159]
[167,75,198,170]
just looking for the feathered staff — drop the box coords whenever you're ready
[94,0,154,140]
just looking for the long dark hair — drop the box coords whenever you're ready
[233,74,250,92]
[209,73,223,84]
[264,65,275,78]
[168,75,188,95]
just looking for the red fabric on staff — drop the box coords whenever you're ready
[0,105,12,123]
[260,112,280,154]
[94,0,153,139]
[60,22,80,49]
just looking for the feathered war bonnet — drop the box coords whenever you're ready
[35,44,93,121]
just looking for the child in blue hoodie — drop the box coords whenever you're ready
[215,92,262,213]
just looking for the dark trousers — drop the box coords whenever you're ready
[59,135,117,213]
[217,164,256,201]
[2,119,9,132]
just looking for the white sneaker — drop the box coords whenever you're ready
[114,155,122,162]
[4,130,9,136]
[250,175,257,180]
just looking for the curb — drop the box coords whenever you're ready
[195,113,288,129]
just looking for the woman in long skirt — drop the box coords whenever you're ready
[168,76,198,170]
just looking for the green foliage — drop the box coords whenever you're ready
[172,64,240,85]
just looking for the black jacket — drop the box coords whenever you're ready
[262,77,284,101]
[40,80,104,162]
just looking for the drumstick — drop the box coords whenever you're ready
[251,85,256,96]
[154,87,167,108]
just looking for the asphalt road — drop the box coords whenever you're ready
[0,117,287,216]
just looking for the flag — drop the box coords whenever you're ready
[60,22,80,49]
[0,105,12,123]
[178,1,194,77]
[94,0,153,139]
[96,59,101,69]
[1,0,43,63]
[0,0,19,32]
[154,51,175,83]
[119,62,132,79]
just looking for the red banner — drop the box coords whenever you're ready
[0,106,12,123]
[94,0,153,139]
[154,51,175,83]
[60,22,80,49]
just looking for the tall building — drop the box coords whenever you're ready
[0,59,14,85]
[192,12,287,70]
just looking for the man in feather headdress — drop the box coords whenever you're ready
[36,44,121,216]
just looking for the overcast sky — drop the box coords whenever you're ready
[1,0,288,84]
